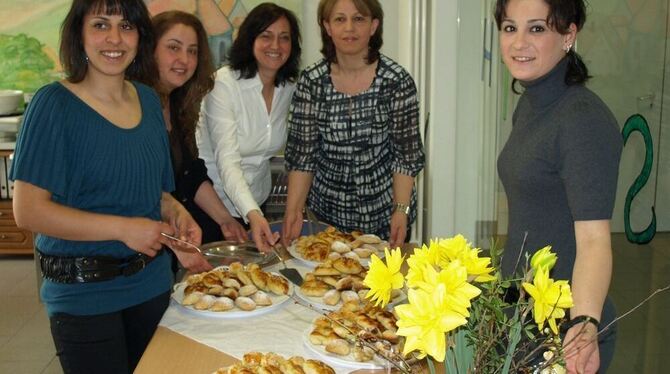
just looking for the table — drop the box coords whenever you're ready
[136,245,421,374]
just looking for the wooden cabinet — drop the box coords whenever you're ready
[0,199,34,254]
[0,148,34,255]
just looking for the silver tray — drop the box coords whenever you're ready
[200,241,275,267]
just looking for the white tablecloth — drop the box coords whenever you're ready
[159,260,363,373]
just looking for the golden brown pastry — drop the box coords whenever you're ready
[267,274,290,295]
[322,289,341,306]
[302,360,335,374]
[340,290,360,304]
[243,352,263,365]
[239,284,259,297]
[300,280,330,297]
[222,278,241,290]
[250,269,270,291]
[332,257,363,274]
[182,291,204,306]
[236,270,254,286]
[352,346,375,362]
[221,288,239,300]
[325,338,350,356]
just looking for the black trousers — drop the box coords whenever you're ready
[49,291,170,374]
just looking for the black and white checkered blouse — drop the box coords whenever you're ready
[285,55,425,239]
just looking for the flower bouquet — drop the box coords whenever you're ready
[362,235,575,374]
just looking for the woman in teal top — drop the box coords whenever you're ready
[9,0,204,373]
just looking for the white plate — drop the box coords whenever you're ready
[171,270,293,319]
[287,243,383,267]
[294,286,406,312]
[302,328,394,370]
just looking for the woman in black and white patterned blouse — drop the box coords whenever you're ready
[282,0,425,249]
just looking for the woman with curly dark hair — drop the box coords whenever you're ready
[198,3,301,252]
[152,10,247,246]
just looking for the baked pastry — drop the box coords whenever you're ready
[332,257,363,274]
[214,352,334,374]
[210,297,235,312]
[322,289,340,306]
[325,338,350,355]
[251,291,273,306]
[194,294,216,310]
[239,284,259,297]
[235,296,257,311]
[300,280,330,297]
[267,274,289,295]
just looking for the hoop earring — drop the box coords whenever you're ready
[565,44,573,53]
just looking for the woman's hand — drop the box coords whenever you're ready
[389,211,408,249]
[161,193,202,245]
[248,210,279,252]
[564,322,600,374]
[121,217,174,257]
[220,217,249,243]
[281,209,304,247]
[172,250,213,274]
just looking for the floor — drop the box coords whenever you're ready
[0,233,668,373]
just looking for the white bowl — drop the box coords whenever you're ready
[0,90,24,115]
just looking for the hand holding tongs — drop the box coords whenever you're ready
[161,232,202,254]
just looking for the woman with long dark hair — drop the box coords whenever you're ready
[9,0,202,372]
[198,2,302,252]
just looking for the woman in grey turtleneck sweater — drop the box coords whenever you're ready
[495,0,622,373]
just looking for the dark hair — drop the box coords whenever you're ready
[318,0,384,64]
[228,3,301,86]
[494,0,590,87]
[60,0,157,85]
[152,10,215,156]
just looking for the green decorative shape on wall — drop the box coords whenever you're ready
[622,114,656,244]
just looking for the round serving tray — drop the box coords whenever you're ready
[200,241,276,267]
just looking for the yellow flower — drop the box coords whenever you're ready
[395,284,468,362]
[522,267,574,334]
[530,246,557,272]
[431,235,496,282]
[363,247,404,307]
[408,260,481,317]
[406,245,437,288]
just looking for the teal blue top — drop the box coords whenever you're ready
[9,81,175,316]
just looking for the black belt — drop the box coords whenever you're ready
[37,248,164,283]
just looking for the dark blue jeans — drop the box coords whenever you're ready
[49,291,170,374]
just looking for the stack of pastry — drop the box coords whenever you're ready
[180,262,290,312]
[299,257,402,308]
[308,301,401,362]
[213,352,335,374]
[294,227,389,262]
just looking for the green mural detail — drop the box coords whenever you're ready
[622,114,656,244]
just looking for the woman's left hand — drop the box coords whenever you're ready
[220,217,249,243]
[389,211,408,249]
[564,322,600,374]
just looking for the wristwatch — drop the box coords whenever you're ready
[393,202,410,215]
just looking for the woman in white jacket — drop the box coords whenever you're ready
[198,3,301,251]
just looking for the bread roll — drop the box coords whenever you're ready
[302,360,335,374]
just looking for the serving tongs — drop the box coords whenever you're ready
[161,232,203,254]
